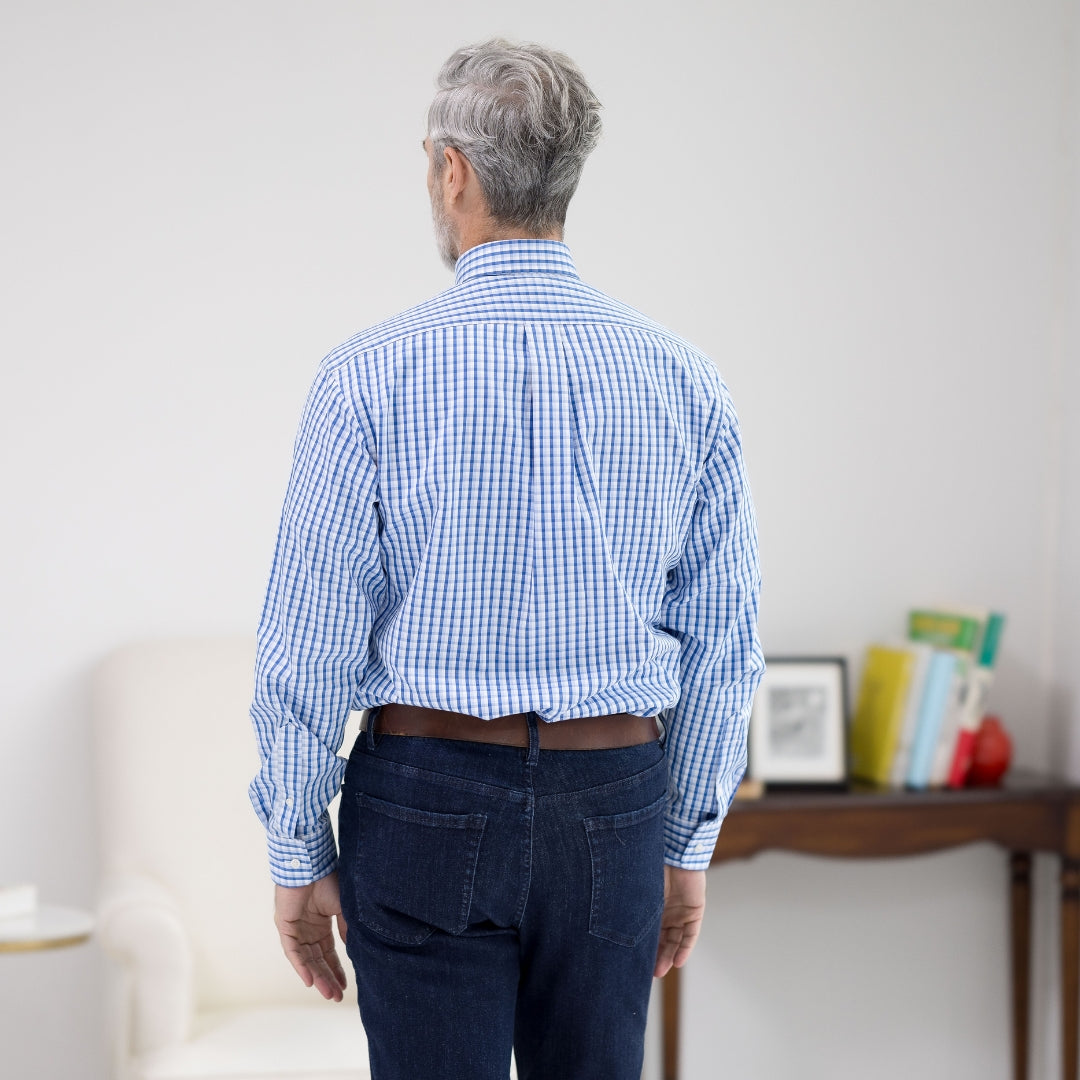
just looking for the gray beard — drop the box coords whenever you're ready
[431,189,459,271]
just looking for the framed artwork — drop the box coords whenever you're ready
[748,657,849,789]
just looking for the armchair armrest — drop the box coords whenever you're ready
[97,871,195,1057]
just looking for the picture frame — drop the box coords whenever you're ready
[748,657,849,790]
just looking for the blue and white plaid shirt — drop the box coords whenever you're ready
[249,239,764,886]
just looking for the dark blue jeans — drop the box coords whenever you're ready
[337,706,668,1080]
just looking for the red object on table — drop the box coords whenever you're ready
[966,715,1012,786]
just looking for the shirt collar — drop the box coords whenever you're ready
[454,239,580,286]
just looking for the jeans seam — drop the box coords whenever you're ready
[538,751,668,807]
[512,790,535,928]
[358,748,525,800]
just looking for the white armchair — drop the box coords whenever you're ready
[92,636,370,1080]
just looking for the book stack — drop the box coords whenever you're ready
[849,608,1006,790]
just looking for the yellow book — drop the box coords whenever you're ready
[849,644,916,785]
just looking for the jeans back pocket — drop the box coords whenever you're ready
[354,791,487,946]
[584,793,667,947]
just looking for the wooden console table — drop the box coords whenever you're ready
[660,771,1080,1080]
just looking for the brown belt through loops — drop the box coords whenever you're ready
[369,703,659,750]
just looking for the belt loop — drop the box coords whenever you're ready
[365,705,381,750]
[525,711,540,767]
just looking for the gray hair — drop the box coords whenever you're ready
[427,39,602,235]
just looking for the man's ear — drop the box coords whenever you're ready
[441,146,472,205]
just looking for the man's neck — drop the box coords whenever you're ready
[456,219,563,257]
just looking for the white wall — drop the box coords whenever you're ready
[1057,2,1080,778]
[1,1,1076,1077]
[1053,11,1080,1072]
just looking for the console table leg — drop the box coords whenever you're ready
[1011,852,1031,1080]
[1063,857,1080,1080]
[662,966,680,1080]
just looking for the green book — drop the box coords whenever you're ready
[908,609,983,652]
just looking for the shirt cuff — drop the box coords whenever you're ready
[663,814,723,869]
[266,813,338,886]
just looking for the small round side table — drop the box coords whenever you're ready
[0,906,94,953]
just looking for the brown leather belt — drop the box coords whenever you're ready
[370,702,659,750]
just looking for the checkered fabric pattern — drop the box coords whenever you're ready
[249,240,764,886]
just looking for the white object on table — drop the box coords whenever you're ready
[0,883,38,918]
[0,904,94,952]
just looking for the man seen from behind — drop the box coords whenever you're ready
[248,37,765,1080]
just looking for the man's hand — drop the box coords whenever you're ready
[274,870,350,1001]
[653,866,707,978]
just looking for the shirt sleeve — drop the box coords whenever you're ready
[248,363,383,887]
[658,388,765,869]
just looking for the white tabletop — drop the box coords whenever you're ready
[0,905,94,952]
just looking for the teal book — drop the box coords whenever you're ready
[888,642,934,788]
[905,650,958,790]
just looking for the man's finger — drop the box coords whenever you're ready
[672,917,702,968]
[304,953,343,1000]
[282,933,346,998]
[327,947,348,993]
[653,926,682,978]
[310,950,346,999]
[284,947,315,988]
